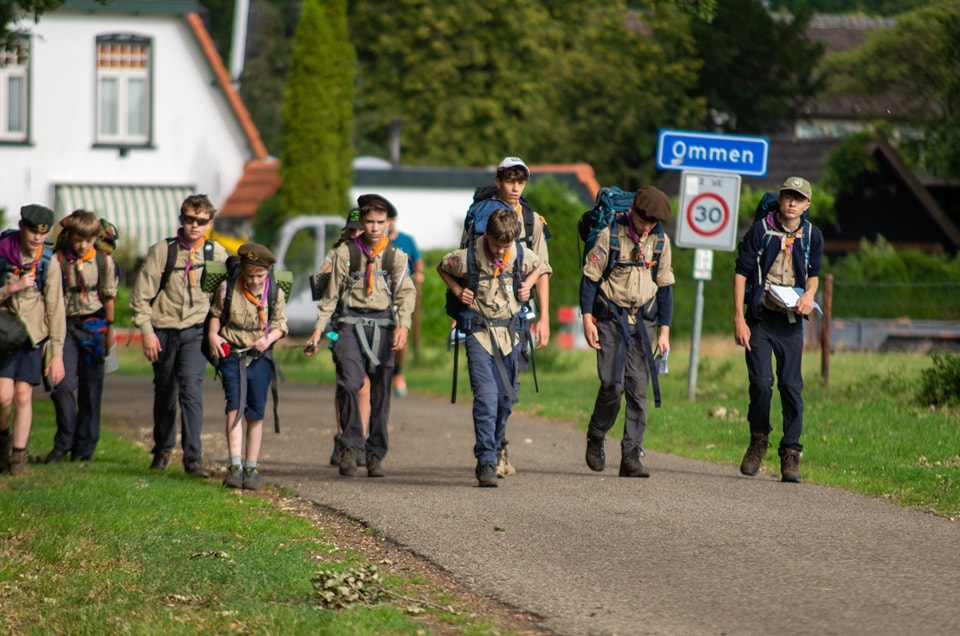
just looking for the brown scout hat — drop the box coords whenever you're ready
[632,187,671,222]
[238,243,276,268]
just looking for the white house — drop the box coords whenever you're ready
[0,0,270,257]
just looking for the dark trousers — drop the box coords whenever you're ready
[587,318,654,455]
[745,309,805,451]
[333,324,394,459]
[50,330,105,458]
[465,335,520,466]
[152,325,207,460]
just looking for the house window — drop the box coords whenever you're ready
[96,35,151,146]
[0,39,29,143]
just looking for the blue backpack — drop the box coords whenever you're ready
[745,192,812,296]
[578,186,665,281]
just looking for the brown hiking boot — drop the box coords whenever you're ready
[780,448,802,483]
[0,429,10,474]
[9,449,27,477]
[618,449,650,478]
[739,432,769,476]
[586,435,605,472]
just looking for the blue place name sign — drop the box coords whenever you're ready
[656,129,769,177]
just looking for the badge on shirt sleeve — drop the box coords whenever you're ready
[447,255,461,270]
[588,244,606,265]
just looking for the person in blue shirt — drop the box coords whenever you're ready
[387,204,423,397]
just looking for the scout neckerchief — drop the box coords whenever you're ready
[625,212,652,269]
[777,213,800,260]
[239,276,270,335]
[177,229,205,287]
[483,235,510,279]
[354,234,389,295]
[65,247,97,301]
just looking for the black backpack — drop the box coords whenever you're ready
[149,237,216,306]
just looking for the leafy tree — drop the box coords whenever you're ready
[690,0,824,133]
[820,1,960,177]
[1,0,66,49]
[279,0,355,226]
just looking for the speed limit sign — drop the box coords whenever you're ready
[675,171,741,251]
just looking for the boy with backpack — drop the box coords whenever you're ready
[206,243,288,490]
[580,187,675,478]
[438,207,542,487]
[0,204,66,476]
[472,156,553,477]
[734,176,823,483]
[129,194,228,477]
[45,210,120,464]
[304,194,416,478]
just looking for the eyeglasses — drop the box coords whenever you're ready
[181,214,211,226]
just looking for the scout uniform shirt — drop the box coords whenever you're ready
[314,238,417,332]
[129,237,229,335]
[761,218,799,312]
[210,278,289,349]
[60,250,119,318]
[0,239,66,355]
[583,224,675,322]
[439,238,541,356]
[509,201,553,277]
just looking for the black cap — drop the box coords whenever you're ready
[357,193,398,219]
[345,207,362,230]
[21,204,55,233]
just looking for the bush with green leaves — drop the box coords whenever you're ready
[918,352,960,407]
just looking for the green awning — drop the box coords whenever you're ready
[54,184,195,257]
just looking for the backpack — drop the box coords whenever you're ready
[199,255,293,367]
[149,237,216,306]
[472,185,551,249]
[0,229,54,293]
[54,217,121,302]
[309,241,398,304]
[744,192,812,297]
[577,186,666,282]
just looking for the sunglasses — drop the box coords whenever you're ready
[181,214,211,226]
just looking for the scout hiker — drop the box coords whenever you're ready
[304,194,416,478]
[129,194,228,476]
[0,204,66,476]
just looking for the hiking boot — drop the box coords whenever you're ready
[366,452,385,478]
[0,429,11,473]
[9,449,27,477]
[339,446,359,477]
[242,468,261,490]
[393,374,408,397]
[150,451,171,471]
[619,449,650,478]
[329,434,343,466]
[586,435,605,472]
[739,433,769,477]
[496,442,516,478]
[223,465,243,489]
[45,448,67,464]
[780,448,802,483]
[184,458,209,478]
[476,463,498,488]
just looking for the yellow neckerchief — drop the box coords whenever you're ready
[239,277,267,331]
[356,235,390,295]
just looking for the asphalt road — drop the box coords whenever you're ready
[102,375,960,636]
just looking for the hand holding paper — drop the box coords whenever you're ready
[769,285,822,315]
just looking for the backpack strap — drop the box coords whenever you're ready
[151,238,215,306]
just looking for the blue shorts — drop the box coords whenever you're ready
[0,343,44,385]
[219,354,272,421]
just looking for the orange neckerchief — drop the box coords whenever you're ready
[483,235,510,279]
[355,235,390,295]
[27,244,43,276]
[70,248,97,301]
[240,277,268,331]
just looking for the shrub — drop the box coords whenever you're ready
[917,352,960,407]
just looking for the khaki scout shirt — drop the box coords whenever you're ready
[129,237,229,335]
[582,225,675,322]
[439,238,541,356]
[761,245,799,311]
[314,240,416,332]
[1,243,67,355]
[60,250,119,318]
[511,202,553,277]
[210,278,289,349]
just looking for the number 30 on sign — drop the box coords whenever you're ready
[675,171,741,252]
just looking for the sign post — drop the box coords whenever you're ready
[657,129,768,402]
